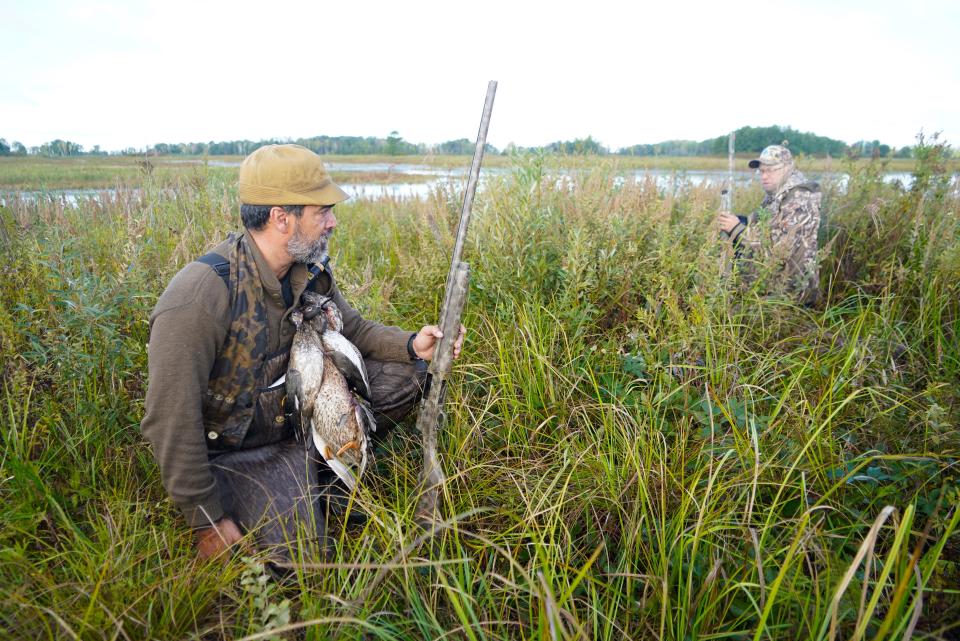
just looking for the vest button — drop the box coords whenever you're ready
[207,431,219,440]
[274,415,285,425]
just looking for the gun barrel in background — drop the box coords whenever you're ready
[726,131,736,209]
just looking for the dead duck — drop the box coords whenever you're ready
[303,291,370,400]
[287,292,376,490]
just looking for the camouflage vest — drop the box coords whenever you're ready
[764,181,819,215]
[749,177,822,305]
[197,234,326,451]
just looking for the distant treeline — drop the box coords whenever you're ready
[617,126,912,159]
[149,132,500,157]
[0,125,925,159]
[0,133,496,158]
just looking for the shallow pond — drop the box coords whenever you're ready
[2,164,954,207]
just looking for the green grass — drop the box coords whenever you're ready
[1,145,958,639]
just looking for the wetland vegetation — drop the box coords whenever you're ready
[1,142,958,639]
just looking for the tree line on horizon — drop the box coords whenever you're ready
[0,126,924,159]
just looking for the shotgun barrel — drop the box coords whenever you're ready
[415,81,497,526]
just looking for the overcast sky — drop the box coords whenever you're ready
[2,0,958,152]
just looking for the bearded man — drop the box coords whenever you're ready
[141,144,463,561]
[718,144,822,306]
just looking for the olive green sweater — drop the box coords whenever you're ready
[140,234,411,527]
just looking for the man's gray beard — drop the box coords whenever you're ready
[287,228,330,265]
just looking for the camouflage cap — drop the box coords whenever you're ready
[239,144,349,206]
[748,145,793,169]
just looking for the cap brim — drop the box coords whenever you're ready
[748,159,761,169]
[313,181,350,206]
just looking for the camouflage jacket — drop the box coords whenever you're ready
[729,169,822,305]
[140,233,412,527]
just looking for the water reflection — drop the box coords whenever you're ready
[164,159,931,192]
[620,169,918,191]
[206,159,509,178]
[3,165,955,207]
[344,183,435,199]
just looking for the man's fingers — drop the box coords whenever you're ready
[196,528,229,560]
[195,518,244,560]
[416,324,468,360]
[221,519,243,544]
[452,325,467,358]
[421,325,443,339]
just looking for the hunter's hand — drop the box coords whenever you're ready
[412,324,466,361]
[195,517,243,560]
[718,212,740,234]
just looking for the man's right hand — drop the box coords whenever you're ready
[195,517,243,560]
[718,211,741,235]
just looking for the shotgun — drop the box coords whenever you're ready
[414,81,497,527]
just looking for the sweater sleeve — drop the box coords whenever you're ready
[140,264,230,528]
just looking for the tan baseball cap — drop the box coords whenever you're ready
[239,144,349,206]
[748,145,793,169]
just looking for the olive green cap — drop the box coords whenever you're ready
[239,144,349,206]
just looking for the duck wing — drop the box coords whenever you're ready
[357,397,378,435]
[285,368,302,412]
[288,320,327,441]
[322,330,370,400]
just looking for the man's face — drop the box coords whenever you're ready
[759,163,790,194]
[287,205,337,264]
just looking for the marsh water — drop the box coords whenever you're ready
[1,161,948,207]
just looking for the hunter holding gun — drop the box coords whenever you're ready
[141,144,465,562]
[718,144,822,306]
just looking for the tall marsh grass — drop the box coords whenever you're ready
[1,145,958,639]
